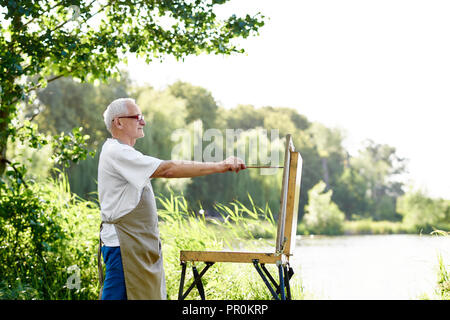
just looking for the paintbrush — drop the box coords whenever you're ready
[245,165,284,168]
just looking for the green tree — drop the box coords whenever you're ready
[397,188,449,232]
[34,74,131,147]
[0,0,265,175]
[308,122,345,190]
[168,81,218,129]
[303,180,345,235]
[223,104,264,130]
[350,140,406,220]
[332,166,370,219]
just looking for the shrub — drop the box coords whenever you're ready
[397,189,449,233]
[303,181,345,235]
[0,170,100,299]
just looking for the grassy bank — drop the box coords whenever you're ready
[342,219,414,235]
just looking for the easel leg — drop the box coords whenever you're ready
[283,265,292,300]
[261,264,280,294]
[277,263,286,300]
[253,259,280,300]
[178,262,187,300]
[180,262,214,300]
[192,265,206,300]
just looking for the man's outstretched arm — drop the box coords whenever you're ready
[151,156,246,179]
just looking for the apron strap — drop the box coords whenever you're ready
[98,221,104,300]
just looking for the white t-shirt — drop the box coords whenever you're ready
[98,138,163,246]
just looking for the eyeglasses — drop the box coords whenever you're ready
[114,114,145,122]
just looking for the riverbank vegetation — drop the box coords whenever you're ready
[8,75,448,237]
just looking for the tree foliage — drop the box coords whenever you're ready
[397,188,450,232]
[168,81,218,129]
[0,0,265,174]
[348,140,406,220]
[303,181,346,235]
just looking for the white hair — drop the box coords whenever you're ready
[103,98,135,133]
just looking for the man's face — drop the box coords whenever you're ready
[118,102,146,140]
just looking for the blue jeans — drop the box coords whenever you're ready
[101,246,127,300]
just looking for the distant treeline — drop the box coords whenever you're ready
[12,72,449,233]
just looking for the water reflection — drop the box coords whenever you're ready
[290,234,449,299]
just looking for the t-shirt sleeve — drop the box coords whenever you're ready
[111,146,163,190]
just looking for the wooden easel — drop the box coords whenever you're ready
[178,134,303,300]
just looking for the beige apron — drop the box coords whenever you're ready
[98,185,166,300]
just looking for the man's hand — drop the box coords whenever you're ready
[220,156,246,173]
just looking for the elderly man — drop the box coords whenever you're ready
[97,97,246,300]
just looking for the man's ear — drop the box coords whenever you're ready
[113,118,123,129]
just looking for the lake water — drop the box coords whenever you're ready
[289,234,449,300]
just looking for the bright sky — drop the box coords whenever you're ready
[124,0,450,199]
